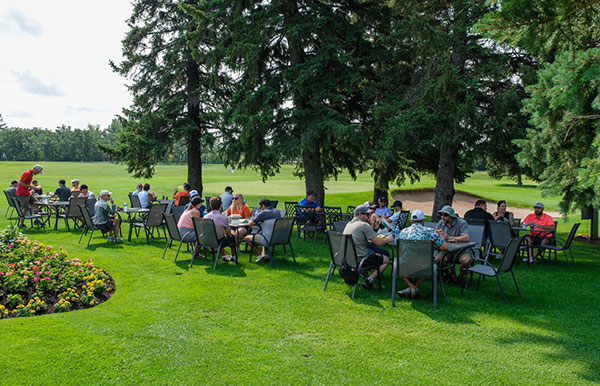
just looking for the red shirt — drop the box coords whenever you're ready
[173,190,189,206]
[523,213,555,237]
[16,169,33,197]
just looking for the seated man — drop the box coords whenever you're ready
[434,205,472,286]
[93,190,122,243]
[389,200,408,230]
[397,209,449,299]
[205,196,236,262]
[132,182,143,196]
[343,205,393,290]
[220,186,234,211]
[31,180,43,195]
[6,180,18,197]
[138,183,156,209]
[522,202,555,263]
[244,198,281,262]
[296,190,323,224]
[78,184,95,200]
[173,182,191,206]
[464,199,494,221]
[54,179,72,201]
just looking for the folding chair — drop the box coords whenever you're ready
[248,217,295,267]
[77,203,107,247]
[162,212,194,262]
[55,197,86,231]
[132,203,168,244]
[12,196,48,228]
[129,193,142,208]
[4,191,16,217]
[191,217,229,269]
[538,223,580,266]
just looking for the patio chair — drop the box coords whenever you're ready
[11,197,48,228]
[332,220,349,233]
[129,193,142,208]
[538,223,580,266]
[132,203,167,244]
[86,198,96,216]
[393,239,443,309]
[324,206,343,229]
[295,205,326,243]
[55,197,87,231]
[461,237,523,303]
[284,201,298,218]
[324,231,380,299]
[248,217,296,266]
[467,224,486,262]
[190,217,230,269]
[4,191,16,217]
[487,220,513,261]
[77,203,107,247]
[392,210,410,230]
[162,212,194,262]
[270,200,279,209]
[171,205,186,223]
[159,199,175,214]
[346,205,356,215]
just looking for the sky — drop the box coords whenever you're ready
[0,1,133,130]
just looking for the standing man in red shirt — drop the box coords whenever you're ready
[16,164,43,228]
[523,202,555,263]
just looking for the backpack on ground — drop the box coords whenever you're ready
[338,257,359,285]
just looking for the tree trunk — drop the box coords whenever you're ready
[185,49,203,195]
[517,172,522,186]
[432,143,458,222]
[302,148,325,207]
[373,165,389,203]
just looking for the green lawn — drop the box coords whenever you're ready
[1,162,598,385]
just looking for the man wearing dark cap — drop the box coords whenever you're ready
[16,164,43,228]
[54,179,71,201]
[522,202,555,262]
[297,190,323,224]
[435,205,472,285]
[389,200,408,230]
[343,205,393,290]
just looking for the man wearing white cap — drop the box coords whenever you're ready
[93,190,122,242]
[397,209,449,299]
[15,164,43,228]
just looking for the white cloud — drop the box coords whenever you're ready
[13,70,64,96]
[0,8,42,36]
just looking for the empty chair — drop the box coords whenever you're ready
[461,237,523,303]
[487,220,513,261]
[162,212,194,262]
[248,217,295,267]
[77,203,106,247]
[538,223,580,266]
[393,239,443,309]
[159,199,175,214]
[55,197,87,231]
[467,224,486,262]
[11,197,48,228]
[4,191,16,217]
[132,203,167,244]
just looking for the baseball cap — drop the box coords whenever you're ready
[534,202,544,208]
[33,164,43,173]
[189,190,199,198]
[391,200,403,208]
[99,190,112,197]
[71,179,79,184]
[411,209,425,221]
[438,205,458,219]
[306,190,316,196]
[354,205,369,216]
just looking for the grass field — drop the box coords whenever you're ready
[0,162,599,385]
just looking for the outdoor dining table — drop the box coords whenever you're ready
[117,207,150,241]
[36,200,70,229]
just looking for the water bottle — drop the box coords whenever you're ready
[522,222,527,230]
[124,202,128,211]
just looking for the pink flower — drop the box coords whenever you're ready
[33,277,39,283]
[58,274,62,277]
[35,271,41,275]
[34,260,40,264]
[23,276,28,280]
[5,272,12,276]
[43,277,50,281]
[45,271,50,275]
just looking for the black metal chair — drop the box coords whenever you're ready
[171,205,186,223]
[190,217,227,269]
[248,217,295,267]
[284,201,298,218]
[270,200,279,209]
[393,239,443,309]
[11,196,48,228]
[392,210,410,230]
[467,224,486,262]
[55,197,86,231]
[332,220,349,233]
[295,205,326,243]
[4,191,16,217]
[538,223,580,266]
[324,231,380,299]
[486,220,513,262]
[162,212,194,262]
[461,237,523,303]
[178,196,190,207]
[77,203,107,247]
[132,203,167,244]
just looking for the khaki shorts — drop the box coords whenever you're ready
[19,195,30,212]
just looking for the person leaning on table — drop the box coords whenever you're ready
[244,198,281,263]
[16,164,43,228]
[522,202,555,263]
[397,209,449,299]
[342,205,393,290]
[434,205,472,287]
[93,190,122,243]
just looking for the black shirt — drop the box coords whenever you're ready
[55,185,71,201]
[464,207,494,221]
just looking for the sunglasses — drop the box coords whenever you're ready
[233,196,239,200]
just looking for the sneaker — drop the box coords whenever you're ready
[222,255,231,262]
[528,257,537,264]
[522,257,528,262]
[397,287,412,298]
[362,277,373,290]
[256,254,269,262]
[114,237,123,243]
[107,237,115,242]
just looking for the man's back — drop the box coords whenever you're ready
[6,186,17,197]
[343,218,376,258]
[464,207,494,221]
[254,207,280,224]
[55,185,71,201]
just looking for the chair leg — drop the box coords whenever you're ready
[569,249,576,266]
[190,242,197,267]
[162,238,171,260]
[351,284,357,299]
[496,275,507,303]
[433,266,438,310]
[323,262,334,291]
[78,227,86,244]
[391,258,398,307]
[269,246,275,267]
[288,242,296,262]
[511,270,521,298]
[86,229,95,248]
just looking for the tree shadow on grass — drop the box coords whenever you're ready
[496,183,539,189]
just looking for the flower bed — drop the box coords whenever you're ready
[0,226,114,318]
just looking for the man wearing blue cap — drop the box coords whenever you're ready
[435,205,472,286]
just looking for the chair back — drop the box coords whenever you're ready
[171,205,186,223]
[77,203,94,228]
[4,191,16,209]
[67,197,86,217]
[498,237,523,273]
[269,217,294,246]
[163,213,182,242]
[326,231,347,267]
[87,198,96,216]
[205,196,212,205]
[333,220,349,233]
[270,200,279,209]
[513,218,521,227]
[423,221,437,229]
[324,206,343,228]
[178,196,190,207]
[146,203,168,226]
[277,209,286,218]
[563,223,581,249]
[129,193,141,208]
[394,210,410,230]
[344,235,360,269]
[192,217,220,248]
[11,197,24,218]
[346,205,356,215]
[159,199,175,214]
[296,205,317,225]
[396,239,435,279]
[250,207,261,217]
[284,201,298,218]
[467,224,486,252]
[488,221,512,249]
